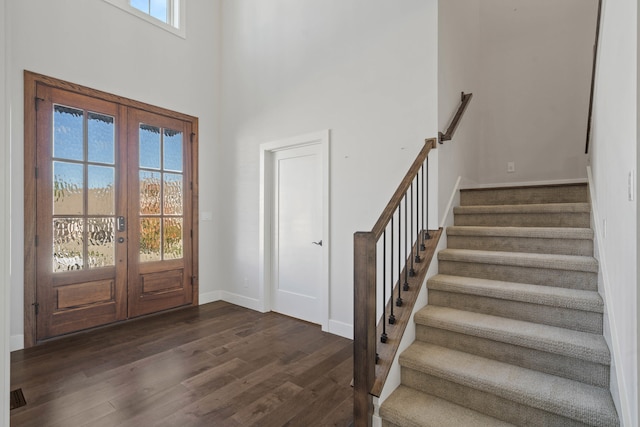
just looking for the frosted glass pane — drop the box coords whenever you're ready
[88,165,115,215]
[53,105,83,161]
[163,129,182,172]
[140,217,161,262]
[164,218,182,260]
[140,124,161,169]
[88,112,115,164]
[87,218,115,268]
[163,173,182,215]
[140,171,161,215]
[53,161,84,215]
[53,218,84,272]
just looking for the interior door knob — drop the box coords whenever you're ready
[312,240,323,246]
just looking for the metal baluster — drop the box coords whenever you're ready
[389,216,396,324]
[403,195,409,291]
[409,182,416,276]
[380,230,387,343]
[420,165,426,251]
[415,175,422,260]
[424,159,431,241]
[396,203,403,307]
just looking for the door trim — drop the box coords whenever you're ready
[23,71,199,348]
[259,130,330,331]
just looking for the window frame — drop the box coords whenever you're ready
[101,0,186,38]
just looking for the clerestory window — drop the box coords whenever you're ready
[102,0,185,38]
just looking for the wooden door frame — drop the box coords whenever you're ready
[23,71,199,348]
[258,130,330,331]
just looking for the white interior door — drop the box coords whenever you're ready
[271,144,323,324]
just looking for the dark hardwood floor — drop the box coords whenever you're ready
[10,301,354,426]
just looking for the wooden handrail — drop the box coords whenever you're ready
[371,140,437,238]
[439,92,473,144]
[585,0,602,154]
[354,138,438,427]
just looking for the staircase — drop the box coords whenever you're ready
[379,184,620,427]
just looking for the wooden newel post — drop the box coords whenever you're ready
[354,231,376,427]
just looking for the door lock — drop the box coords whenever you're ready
[117,216,126,232]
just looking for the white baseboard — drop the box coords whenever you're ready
[328,319,353,340]
[199,290,223,305]
[10,334,23,352]
[440,176,461,229]
[221,291,262,312]
[468,177,588,189]
[587,167,632,427]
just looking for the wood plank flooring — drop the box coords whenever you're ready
[10,301,354,426]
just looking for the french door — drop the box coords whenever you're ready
[30,77,196,342]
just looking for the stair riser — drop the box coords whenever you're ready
[454,212,590,228]
[401,368,592,427]
[438,260,597,291]
[447,235,593,256]
[460,185,589,206]
[428,290,603,334]
[415,325,609,387]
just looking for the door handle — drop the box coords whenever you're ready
[117,216,125,232]
[312,240,322,246]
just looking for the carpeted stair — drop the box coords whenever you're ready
[380,184,619,426]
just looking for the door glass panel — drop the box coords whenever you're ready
[138,124,184,262]
[163,218,182,260]
[163,173,183,215]
[51,104,118,273]
[88,165,115,215]
[163,129,182,172]
[53,105,83,161]
[53,161,84,215]
[140,171,161,215]
[53,218,84,271]
[140,217,161,262]
[87,217,115,268]
[139,125,161,169]
[88,112,115,164]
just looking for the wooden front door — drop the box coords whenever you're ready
[31,77,196,342]
[127,109,193,318]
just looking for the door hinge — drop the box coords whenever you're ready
[190,132,195,143]
[35,167,38,179]
[33,302,39,315]
[191,276,196,286]
[35,97,44,111]
[35,235,39,247]
[190,229,193,238]
[190,182,193,190]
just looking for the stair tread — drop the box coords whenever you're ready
[428,274,604,313]
[400,342,619,426]
[454,202,590,214]
[439,248,598,272]
[446,225,593,239]
[415,306,610,364]
[380,385,516,427]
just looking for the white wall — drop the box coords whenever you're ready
[1,0,9,422]
[7,0,221,349]
[219,0,438,336]
[590,0,638,424]
[438,0,481,220]
[448,0,597,186]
